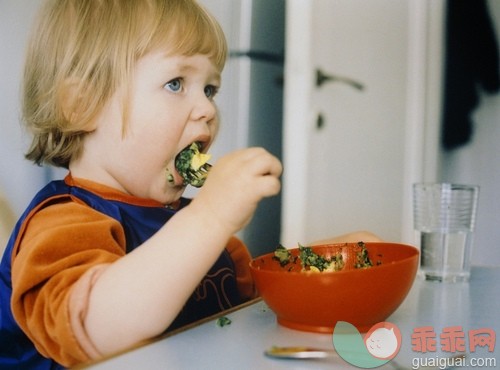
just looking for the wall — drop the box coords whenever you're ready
[0,2,47,219]
[438,0,500,266]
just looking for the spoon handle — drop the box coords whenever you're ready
[265,346,336,359]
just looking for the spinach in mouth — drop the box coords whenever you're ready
[173,142,212,188]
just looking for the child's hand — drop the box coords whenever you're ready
[190,147,282,235]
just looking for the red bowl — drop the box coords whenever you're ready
[249,242,419,333]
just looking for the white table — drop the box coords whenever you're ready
[82,267,499,369]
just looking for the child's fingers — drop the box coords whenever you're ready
[256,173,282,198]
[237,147,283,178]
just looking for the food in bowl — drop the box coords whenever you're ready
[249,242,419,333]
[274,241,375,272]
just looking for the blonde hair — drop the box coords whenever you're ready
[23,0,227,168]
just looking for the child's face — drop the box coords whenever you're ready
[73,51,221,204]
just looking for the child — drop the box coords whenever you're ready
[0,0,282,368]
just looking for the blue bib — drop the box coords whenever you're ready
[0,180,242,369]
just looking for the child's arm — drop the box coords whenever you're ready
[309,231,383,246]
[82,147,281,356]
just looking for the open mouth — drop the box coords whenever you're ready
[173,142,212,188]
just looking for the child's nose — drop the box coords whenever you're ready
[191,95,217,123]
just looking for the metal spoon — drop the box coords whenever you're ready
[265,346,336,359]
[265,346,465,370]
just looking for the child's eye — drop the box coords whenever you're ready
[164,78,182,93]
[204,85,218,99]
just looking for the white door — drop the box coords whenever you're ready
[281,0,444,247]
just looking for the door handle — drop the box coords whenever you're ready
[315,68,365,91]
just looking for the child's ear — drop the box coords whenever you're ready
[59,79,96,131]
[59,79,80,123]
